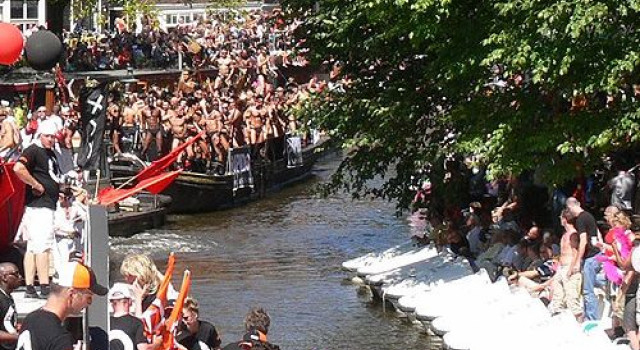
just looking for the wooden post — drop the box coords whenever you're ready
[45,88,55,111]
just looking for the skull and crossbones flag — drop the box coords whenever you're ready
[77,81,108,170]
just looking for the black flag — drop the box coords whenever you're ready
[77,81,108,170]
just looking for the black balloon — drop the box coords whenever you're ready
[25,30,62,71]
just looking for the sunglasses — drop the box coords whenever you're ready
[4,271,21,278]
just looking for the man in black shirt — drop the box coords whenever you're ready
[566,197,601,321]
[13,119,61,299]
[17,262,107,350]
[176,298,221,350]
[109,283,158,350]
[0,263,21,350]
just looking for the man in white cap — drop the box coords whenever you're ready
[109,283,159,350]
[17,261,107,350]
[13,119,62,299]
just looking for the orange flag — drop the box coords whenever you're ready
[141,253,176,341]
[162,269,192,350]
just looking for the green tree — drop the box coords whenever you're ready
[283,0,640,210]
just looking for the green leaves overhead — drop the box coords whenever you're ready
[283,0,640,208]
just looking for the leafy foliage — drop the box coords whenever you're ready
[283,0,640,209]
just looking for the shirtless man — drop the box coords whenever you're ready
[0,108,20,161]
[119,106,138,154]
[204,107,229,164]
[548,209,583,320]
[214,50,233,90]
[227,100,245,147]
[108,104,123,153]
[178,71,196,95]
[245,98,265,145]
[140,104,163,160]
[169,108,193,164]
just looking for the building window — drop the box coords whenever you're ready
[10,0,39,20]
[165,14,178,25]
[26,0,37,19]
[10,1,22,19]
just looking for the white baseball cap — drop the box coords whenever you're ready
[38,119,58,136]
[108,282,133,300]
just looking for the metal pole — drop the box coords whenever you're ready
[84,205,109,350]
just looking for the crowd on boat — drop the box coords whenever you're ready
[1,8,326,172]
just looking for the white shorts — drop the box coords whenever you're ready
[19,207,55,253]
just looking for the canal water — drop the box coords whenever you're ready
[110,154,430,349]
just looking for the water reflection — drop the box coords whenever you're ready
[111,154,429,349]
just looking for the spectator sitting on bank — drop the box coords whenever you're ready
[495,229,523,276]
[176,297,221,350]
[492,208,520,234]
[222,307,280,350]
[508,243,556,301]
[119,254,178,316]
[109,283,161,350]
[445,224,471,259]
[524,225,542,244]
[475,229,508,278]
[465,213,486,257]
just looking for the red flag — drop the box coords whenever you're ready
[162,269,191,350]
[98,170,181,206]
[0,163,16,208]
[142,253,176,341]
[0,162,25,251]
[135,130,205,182]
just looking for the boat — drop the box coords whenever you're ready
[110,136,330,213]
[380,255,473,312]
[107,193,171,237]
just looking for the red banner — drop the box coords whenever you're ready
[0,162,25,252]
[135,130,205,182]
[98,170,181,206]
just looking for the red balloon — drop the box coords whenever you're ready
[0,23,24,65]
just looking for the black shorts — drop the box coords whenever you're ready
[623,297,638,332]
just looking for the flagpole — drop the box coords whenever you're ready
[114,130,206,191]
[94,169,101,200]
[114,172,139,191]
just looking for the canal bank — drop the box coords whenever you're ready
[110,153,433,349]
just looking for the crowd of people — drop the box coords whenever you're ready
[419,160,640,348]
[1,9,325,175]
[0,8,323,350]
[0,255,279,350]
[63,10,307,72]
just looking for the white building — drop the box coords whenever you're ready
[109,1,276,32]
[0,0,46,32]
